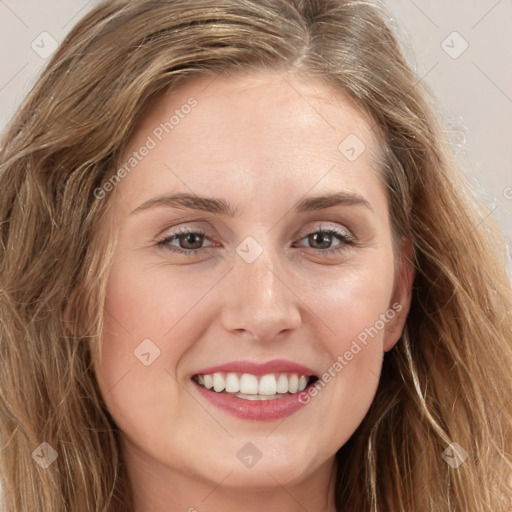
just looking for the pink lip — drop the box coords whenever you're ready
[191,359,316,421]
[192,359,316,377]
[193,382,311,421]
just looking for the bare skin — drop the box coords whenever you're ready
[92,70,413,512]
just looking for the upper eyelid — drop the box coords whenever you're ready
[161,221,351,235]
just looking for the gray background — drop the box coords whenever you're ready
[1,0,511,260]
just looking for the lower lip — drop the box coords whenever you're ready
[193,381,311,421]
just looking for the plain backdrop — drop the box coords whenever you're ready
[0,0,511,247]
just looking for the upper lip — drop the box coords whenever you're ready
[193,359,317,377]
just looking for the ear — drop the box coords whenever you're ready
[383,238,415,352]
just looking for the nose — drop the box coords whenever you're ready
[219,246,302,342]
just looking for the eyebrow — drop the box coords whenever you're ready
[130,191,373,216]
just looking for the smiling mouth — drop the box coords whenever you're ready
[192,372,319,400]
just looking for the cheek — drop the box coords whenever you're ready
[99,252,212,359]
[299,256,395,434]
[93,258,197,423]
[305,253,395,353]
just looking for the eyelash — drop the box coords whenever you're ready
[156,225,356,257]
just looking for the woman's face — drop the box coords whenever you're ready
[93,71,412,504]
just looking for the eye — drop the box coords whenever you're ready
[156,227,214,255]
[294,226,355,255]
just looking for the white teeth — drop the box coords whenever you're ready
[225,372,240,393]
[276,374,289,393]
[213,373,225,392]
[240,373,259,394]
[204,374,213,390]
[288,374,299,394]
[258,374,277,395]
[195,371,312,397]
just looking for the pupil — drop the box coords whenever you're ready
[311,232,331,249]
[182,233,203,249]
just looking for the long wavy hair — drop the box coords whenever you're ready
[1,0,511,510]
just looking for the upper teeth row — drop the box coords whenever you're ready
[196,372,309,395]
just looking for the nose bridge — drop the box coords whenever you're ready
[243,249,279,303]
[220,236,301,340]
[236,239,286,310]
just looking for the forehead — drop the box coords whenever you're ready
[112,71,384,213]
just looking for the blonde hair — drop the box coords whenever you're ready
[1,0,511,510]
